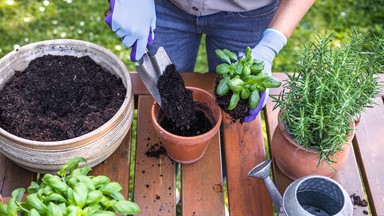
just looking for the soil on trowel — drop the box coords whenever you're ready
[156,64,212,136]
[0,55,126,141]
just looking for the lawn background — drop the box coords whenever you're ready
[0,0,383,73]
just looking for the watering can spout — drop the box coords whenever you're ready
[248,160,284,215]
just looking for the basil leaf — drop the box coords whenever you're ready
[228,93,240,110]
[249,90,260,109]
[111,200,141,214]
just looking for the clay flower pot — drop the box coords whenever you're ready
[271,115,356,180]
[151,87,222,164]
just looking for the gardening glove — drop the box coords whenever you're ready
[244,28,287,122]
[104,0,156,62]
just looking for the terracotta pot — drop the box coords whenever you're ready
[0,39,134,173]
[271,115,355,180]
[151,87,222,164]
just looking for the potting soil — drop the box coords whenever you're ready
[0,55,126,141]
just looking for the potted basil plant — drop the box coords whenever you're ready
[271,30,383,180]
[214,47,282,122]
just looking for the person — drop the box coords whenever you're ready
[104,0,315,122]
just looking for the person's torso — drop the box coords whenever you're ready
[170,0,275,16]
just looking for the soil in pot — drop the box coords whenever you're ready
[0,54,126,141]
[156,64,212,136]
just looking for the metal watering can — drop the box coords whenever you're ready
[248,160,353,216]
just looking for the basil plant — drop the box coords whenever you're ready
[215,47,282,110]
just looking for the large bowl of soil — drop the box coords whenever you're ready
[0,39,134,173]
[151,86,222,164]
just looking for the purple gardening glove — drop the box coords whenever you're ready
[243,28,287,122]
[104,0,156,61]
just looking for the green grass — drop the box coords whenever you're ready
[1,0,382,73]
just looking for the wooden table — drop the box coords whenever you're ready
[1,72,383,216]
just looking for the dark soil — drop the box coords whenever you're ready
[145,143,167,158]
[0,55,126,141]
[214,75,249,123]
[350,194,369,215]
[156,64,212,136]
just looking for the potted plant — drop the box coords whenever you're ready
[214,47,282,122]
[271,30,383,180]
[151,65,222,164]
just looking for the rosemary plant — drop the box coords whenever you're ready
[273,30,382,163]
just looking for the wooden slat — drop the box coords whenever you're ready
[134,96,176,216]
[0,154,35,197]
[265,100,368,216]
[353,97,384,216]
[223,114,273,216]
[181,126,224,215]
[90,130,132,198]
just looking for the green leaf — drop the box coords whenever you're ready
[246,73,269,84]
[26,194,47,214]
[215,49,231,64]
[216,63,230,75]
[73,182,88,208]
[216,76,230,96]
[47,202,63,216]
[90,211,115,216]
[249,90,260,109]
[0,202,8,215]
[240,88,251,99]
[27,182,40,195]
[28,209,41,216]
[66,205,83,216]
[6,198,18,216]
[44,193,67,203]
[242,66,251,76]
[100,182,122,195]
[42,175,68,193]
[262,76,282,88]
[223,49,238,61]
[227,78,244,93]
[251,62,264,74]
[58,157,86,177]
[111,200,141,214]
[109,192,125,201]
[228,93,240,110]
[86,190,103,205]
[91,176,110,189]
[83,204,102,215]
[11,188,25,202]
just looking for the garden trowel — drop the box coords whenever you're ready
[136,47,172,107]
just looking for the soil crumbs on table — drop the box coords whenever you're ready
[156,64,212,136]
[0,55,126,141]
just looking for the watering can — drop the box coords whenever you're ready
[248,160,353,216]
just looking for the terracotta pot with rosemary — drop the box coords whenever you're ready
[272,30,383,180]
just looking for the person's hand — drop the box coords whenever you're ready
[243,29,286,122]
[104,0,156,61]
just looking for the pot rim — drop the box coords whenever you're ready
[151,86,222,141]
[0,39,133,146]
